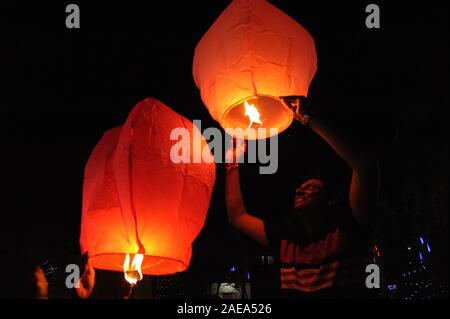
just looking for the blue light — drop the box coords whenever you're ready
[246,272,251,280]
[426,244,431,252]
[230,266,236,273]
[387,285,397,291]
[419,237,424,244]
[419,252,424,260]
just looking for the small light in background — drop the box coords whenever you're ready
[387,284,398,291]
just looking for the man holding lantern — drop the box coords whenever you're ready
[225,97,377,299]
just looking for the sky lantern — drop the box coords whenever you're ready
[193,0,317,139]
[80,98,216,277]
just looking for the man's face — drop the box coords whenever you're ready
[294,179,324,211]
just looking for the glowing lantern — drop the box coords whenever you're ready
[80,98,216,275]
[193,0,317,139]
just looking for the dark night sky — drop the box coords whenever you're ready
[0,1,448,284]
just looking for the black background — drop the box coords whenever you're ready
[0,1,448,298]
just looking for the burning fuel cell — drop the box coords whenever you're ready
[244,101,262,129]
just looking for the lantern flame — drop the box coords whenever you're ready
[123,253,144,285]
[244,101,262,129]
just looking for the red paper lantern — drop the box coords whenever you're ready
[80,98,216,275]
[193,0,317,139]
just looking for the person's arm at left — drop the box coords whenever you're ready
[75,256,95,299]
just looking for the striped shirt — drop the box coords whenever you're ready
[264,208,374,298]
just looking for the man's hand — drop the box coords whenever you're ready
[280,96,310,126]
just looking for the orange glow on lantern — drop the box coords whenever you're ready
[244,101,262,129]
[193,0,317,140]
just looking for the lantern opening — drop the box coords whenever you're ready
[88,253,189,276]
[222,95,293,140]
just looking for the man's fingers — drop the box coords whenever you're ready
[281,96,301,114]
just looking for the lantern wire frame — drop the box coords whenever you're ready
[221,94,295,140]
